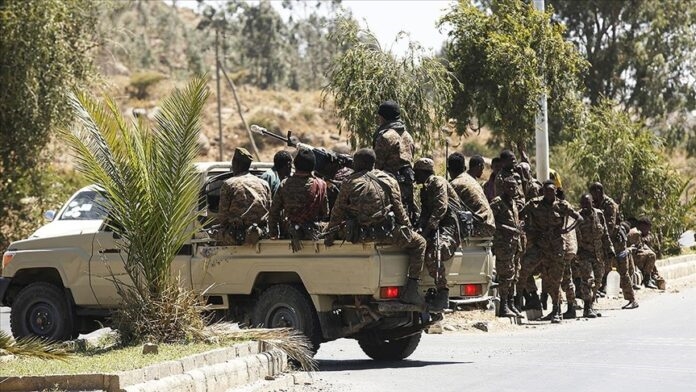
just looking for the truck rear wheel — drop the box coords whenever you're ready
[358,331,422,361]
[10,282,74,341]
[252,284,321,353]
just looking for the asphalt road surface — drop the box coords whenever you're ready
[3,289,695,392]
[295,287,696,392]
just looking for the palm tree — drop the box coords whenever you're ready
[63,77,210,343]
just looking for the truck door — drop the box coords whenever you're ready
[89,227,130,307]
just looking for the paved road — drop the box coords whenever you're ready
[299,288,696,392]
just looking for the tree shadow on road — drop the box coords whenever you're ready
[317,359,471,371]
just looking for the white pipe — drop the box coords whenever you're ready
[533,0,550,182]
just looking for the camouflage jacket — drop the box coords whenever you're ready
[268,173,329,238]
[373,121,415,174]
[521,196,576,247]
[417,175,461,233]
[450,172,495,235]
[327,169,409,232]
[628,228,661,257]
[595,195,620,238]
[490,195,521,248]
[218,173,271,227]
[576,208,614,258]
[494,168,525,209]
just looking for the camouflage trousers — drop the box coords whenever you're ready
[591,255,605,300]
[633,249,657,280]
[493,238,520,299]
[519,244,566,306]
[606,253,636,301]
[418,225,459,289]
[562,252,595,304]
[397,226,427,284]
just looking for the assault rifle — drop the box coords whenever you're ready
[250,125,353,171]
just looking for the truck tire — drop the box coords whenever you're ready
[10,282,75,341]
[252,284,321,353]
[358,331,422,361]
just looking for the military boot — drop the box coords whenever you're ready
[644,277,658,289]
[428,288,449,312]
[513,293,524,311]
[498,300,516,318]
[400,278,425,306]
[508,295,524,317]
[551,305,562,324]
[524,291,543,311]
[583,302,598,318]
[562,303,576,319]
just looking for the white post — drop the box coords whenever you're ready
[533,0,550,182]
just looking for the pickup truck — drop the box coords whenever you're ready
[0,162,494,360]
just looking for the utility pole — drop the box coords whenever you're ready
[533,0,550,182]
[215,26,223,162]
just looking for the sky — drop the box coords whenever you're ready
[173,0,457,55]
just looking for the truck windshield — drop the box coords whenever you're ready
[58,190,109,221]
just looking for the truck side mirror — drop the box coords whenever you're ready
[44,210,56,222]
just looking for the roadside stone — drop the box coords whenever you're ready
[425,323,443,334]
[472,322,490,332]
[142,343,159,355]
[443,324,457,332]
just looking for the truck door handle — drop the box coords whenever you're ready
[98,249,121,254]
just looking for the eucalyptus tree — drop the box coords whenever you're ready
[323,18,454,151]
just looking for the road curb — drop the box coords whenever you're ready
[0,341,288,392]
[656,254,696,281]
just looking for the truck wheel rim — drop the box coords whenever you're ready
[266,303,299,329]
[27,303,57,336]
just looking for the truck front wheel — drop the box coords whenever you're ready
[10,282,74,341]
[358,331,422,361]
[252,284,321,353]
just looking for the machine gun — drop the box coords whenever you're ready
[250,125,353,171]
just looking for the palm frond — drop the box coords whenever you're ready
[0,331,70,361]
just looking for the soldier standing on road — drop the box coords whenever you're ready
[447,152,496,237]
[268,148,329,251]
[260,150,292,196]
[324,149,428,308]
[414,158,462,311]
[490,176,524,318]
[372,100,418,224]
[217,147,272,246]
[494,150,525,207]
[517,180,584,323]
[570,194,615,318]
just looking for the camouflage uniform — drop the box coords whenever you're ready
[518,196,577,308]
[417,175,462,289]
[490,195,521,301]
[494,168,525,209]
[268,174,329,243]
[628,228,658,281]
[595,195,635,299]
[372,120,418,223]
[450,173,496,237]
[326,169,426,279]
[560,227,578,306]
[217,173,272,245]
[573,209,614,303]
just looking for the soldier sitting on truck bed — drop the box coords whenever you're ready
[324,148,429,308]
[215,147,272,246]
[268,147,329,251]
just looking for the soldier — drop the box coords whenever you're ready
[518,180,584,323]
[494,150,525,208]
[260,150,292,196]
[372,100,418,223]
[569,194,615,318]
[490,176,524,318]
[614,221,640,309]
[447,152,496,237]
[414,158,462,310]
[268,148,329,251]
[628,216,660,289]
[324,149,430,308]
[467,155,485,182]
[217,147,272,246]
